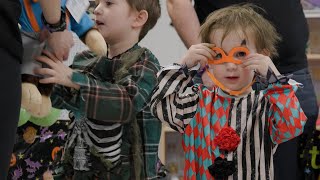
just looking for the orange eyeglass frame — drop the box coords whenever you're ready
[207,46,250,65]
[206,46,254,96]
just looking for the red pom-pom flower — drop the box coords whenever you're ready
[214,127,240,152]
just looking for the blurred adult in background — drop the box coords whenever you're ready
[0,0,73,178]
[0,0,23,179]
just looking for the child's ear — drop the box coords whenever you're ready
[132,10,148,28]
[261,49,271,56]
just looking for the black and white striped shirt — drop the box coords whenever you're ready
[150,64,306,180]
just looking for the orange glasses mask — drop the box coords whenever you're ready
[208,46,250,65]
[206,46,255,96]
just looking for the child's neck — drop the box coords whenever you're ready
[107,38,139,59]
[216,87,253,98]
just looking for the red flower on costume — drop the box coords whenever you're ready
[214,127,240,151]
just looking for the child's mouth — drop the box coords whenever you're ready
[226,76,239,80]
[95,20,104,25]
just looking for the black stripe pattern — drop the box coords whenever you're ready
[151,65,305,180]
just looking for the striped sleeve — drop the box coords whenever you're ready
[262,80,307,144]
[150,64,200,133]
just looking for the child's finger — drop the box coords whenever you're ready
[34,68,56,77]
[244,55,259,61]
[35,56,56,68]
[242,59,255,65]
[197,54,210,69]
[202,43,215,48]
[241,57,261,67]
[195,48,214,60]
[244,53,260,60]
[200,44,217,58]
[245,53,265,61]
[39,77,57,84]
[241,61,257,69]
[202,46,217,59]
[244,64,258,70]
[242,64,259,72]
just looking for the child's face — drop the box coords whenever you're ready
[94,0,136,44]
[209,29,256,94]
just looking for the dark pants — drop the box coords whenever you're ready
[273,68,319,180]
[0,49,21,180]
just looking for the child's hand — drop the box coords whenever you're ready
[180,43,215,69]
[34,50,79,89]
[241,53,280,77]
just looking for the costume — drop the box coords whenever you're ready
[0,0,22,179]
[51,44,162,179]
[19,0,93,35]
[6,1,105,179]
[193,1,319,178]
[150,64,307,179]
[7,120,69,180]
[18,0,107,119]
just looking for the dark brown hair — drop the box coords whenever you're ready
[127,0,161,41]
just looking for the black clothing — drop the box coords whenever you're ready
[194,0,309,74]
[0,50,21,180]
[0,0,22,179]
[0,0,23,61]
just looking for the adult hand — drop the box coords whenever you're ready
[46,30,74,61]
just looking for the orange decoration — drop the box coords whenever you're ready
[206,46,254,96]
[10,153,16,167]
[23,126,37,144]
[208,46,250,65]
[51,147,61,161]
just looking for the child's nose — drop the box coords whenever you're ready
[225,62,237,71]
[94,4,102,15]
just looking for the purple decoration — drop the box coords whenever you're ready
[25,158,42,170]
[25,158,42,179]
[57,129,67,140]
[40,129,53,142]
[26,167,37,173]
[310,0,320,6]
[11,167,23,180]
[40,127,48,135]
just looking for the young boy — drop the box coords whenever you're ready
[34,0,161,179]
[150,4,307,180]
